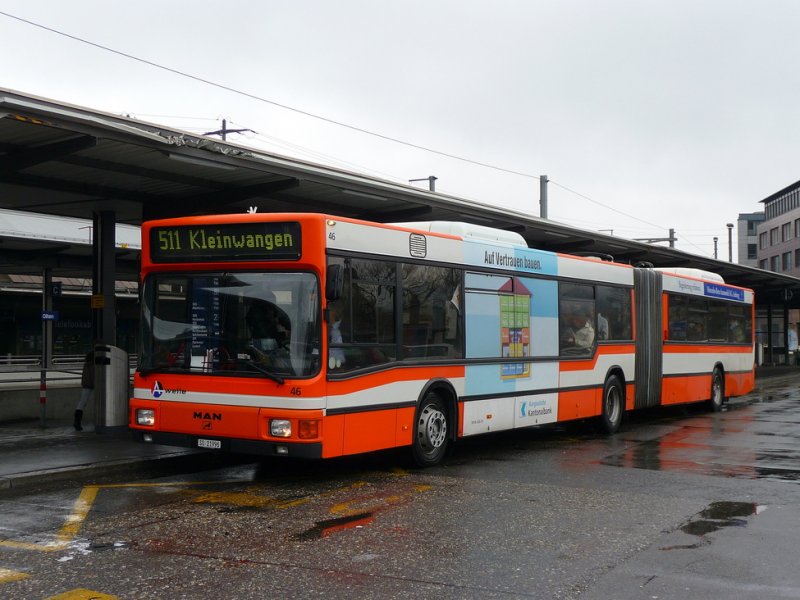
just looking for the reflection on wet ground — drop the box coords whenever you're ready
[599,384,800,482]
[661,501,764,551]
[680,501,761,535]
[292,512,375,541]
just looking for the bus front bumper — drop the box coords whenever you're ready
[132,430,323,459]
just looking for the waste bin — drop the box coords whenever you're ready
[94,343,129,433]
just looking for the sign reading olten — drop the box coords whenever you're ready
[150,222,301,263]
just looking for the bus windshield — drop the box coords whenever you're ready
[139,272,320,378]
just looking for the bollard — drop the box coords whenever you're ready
[39,368,47,428]
[94,344,130,433]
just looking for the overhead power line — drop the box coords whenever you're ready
[548,180,664,230]
[0,10,713,256]
[0,10,541,181]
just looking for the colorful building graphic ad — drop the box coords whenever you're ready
[499,278,531,378]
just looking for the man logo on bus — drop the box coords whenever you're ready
[152,381,164,398]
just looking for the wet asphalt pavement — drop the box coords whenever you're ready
[1,373,799,599]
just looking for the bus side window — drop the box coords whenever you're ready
[668,295,688,341]
[596,285,632,341]
[559,283,595,355]
[687,298,708,342]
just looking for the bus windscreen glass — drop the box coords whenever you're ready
[139,272,320,378]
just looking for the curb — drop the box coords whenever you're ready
[0,449,229,495]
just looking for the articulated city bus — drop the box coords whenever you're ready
[130,213,755,466]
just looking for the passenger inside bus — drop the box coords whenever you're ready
[597,312,609,340]
[245,296,292,368]
[327,300,346,369]
[560,308,595,350]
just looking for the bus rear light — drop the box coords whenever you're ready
[298,419,320,439]
[136,409,155,426]
[270,419,292,438]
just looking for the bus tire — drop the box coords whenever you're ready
[708,368,725,412]
[601,375,624,434]
[411,392,449,467]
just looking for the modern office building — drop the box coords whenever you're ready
[737,212,764,267]
[757,180,800,276]
[757,180,800,362]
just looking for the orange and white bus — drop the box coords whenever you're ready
[130,213,755,466]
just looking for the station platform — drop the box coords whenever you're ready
[0,419,206,493]
[0,366,798,494]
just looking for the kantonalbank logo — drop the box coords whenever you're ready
[520,399,552,418]
[151,380,188,398]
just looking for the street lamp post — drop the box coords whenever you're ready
[726,223,734,262]
[713,236,718,259]
[409,176,437,192]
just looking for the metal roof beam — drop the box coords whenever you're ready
[370,205,433,222]
[141,178,300,220]
[541,238,597,252]
[1,171,162,205]
[57,155,228,190]
[2,135,97,172]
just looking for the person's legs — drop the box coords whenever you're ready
[74,388,92,431]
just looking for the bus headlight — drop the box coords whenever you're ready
[136,409,156,426]
[270,419,292,437]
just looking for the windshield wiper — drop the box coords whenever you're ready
[138,363,181,376]
[241,359,285,384]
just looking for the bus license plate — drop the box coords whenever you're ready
[197,438,221,449]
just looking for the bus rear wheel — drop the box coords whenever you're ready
[708,368,725,412]
[411,392,449,467]
[601,375,624,434]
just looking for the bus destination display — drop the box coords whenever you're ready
[150,222,301,262]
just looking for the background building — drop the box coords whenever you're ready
[757,180,800,363]
[757,180,800,275]
[737,212,764,267]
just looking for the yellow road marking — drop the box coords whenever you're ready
[57,486,99,543]
[187,480,370,510]
[45,589,118,599]
[0,567,29,583]
[0,479,252,553]
[88,479,254,489]
[0,477,429,552]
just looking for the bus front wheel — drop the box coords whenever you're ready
[601,375,624,434]
[708,368,725,412]
[411,392,449,467]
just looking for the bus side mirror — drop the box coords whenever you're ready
[326,264,343,302]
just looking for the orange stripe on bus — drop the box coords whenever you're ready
[558,344,634,372]
[327,365,464,396]
[557,388,601,421]
[662,344,753,354]
[661,374,711,405]
[338,406,416,456]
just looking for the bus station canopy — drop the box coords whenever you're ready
[2,87,799,307]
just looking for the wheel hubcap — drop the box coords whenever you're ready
[419,405,447,451]
[713,377,722,405]
[606,387,620,424]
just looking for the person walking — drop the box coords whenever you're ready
[74,348,94,431]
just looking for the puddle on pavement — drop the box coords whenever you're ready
[292,511,374,541]
[681,502,762,539]
[749,392,795,404]
[662,501,763,551]
[601,428,800,482]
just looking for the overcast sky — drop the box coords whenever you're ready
[2,1,799,260]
